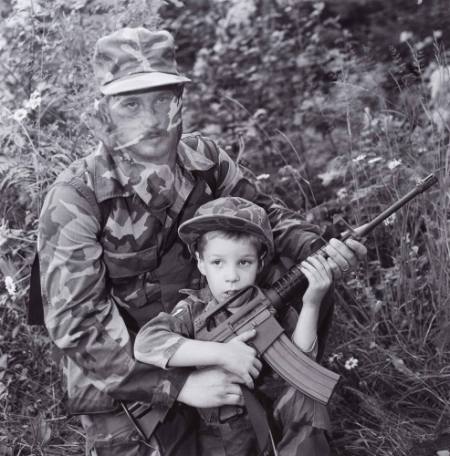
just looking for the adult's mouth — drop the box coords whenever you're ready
[142,130,167,140]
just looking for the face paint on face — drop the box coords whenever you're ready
[167,96,182,132]
[107,88,182,165]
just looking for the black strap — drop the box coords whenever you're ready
[242,387,277,456]
[27,253,44,325]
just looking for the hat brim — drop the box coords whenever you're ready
[178,214,274,257]
[100,72,191,95]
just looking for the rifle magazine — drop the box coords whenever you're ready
[262,334,340,405]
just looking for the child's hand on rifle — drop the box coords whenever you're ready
[219,329,263,389]
[294,255,333,352]
[300,255,333,308]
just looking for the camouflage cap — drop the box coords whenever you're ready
[93,28,190,95]
[178,197,274,258]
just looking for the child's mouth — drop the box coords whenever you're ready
[223,290,239,298]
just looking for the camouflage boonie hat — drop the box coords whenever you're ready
[93,28,190,95]
[178,197,274,258]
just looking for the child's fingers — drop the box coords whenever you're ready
[242,374,254,390]
[313,254,333,278]
[300,264,314,282]
[306,255,332,279]
[232,329,256,343]
[250,365,260,379]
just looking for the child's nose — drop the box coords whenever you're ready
[225,266,239,282]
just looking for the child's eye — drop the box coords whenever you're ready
[211,259,222,266]
[240,260,253,266]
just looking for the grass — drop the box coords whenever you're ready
[0,2,449,454]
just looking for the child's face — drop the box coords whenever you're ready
[196,235,259,305]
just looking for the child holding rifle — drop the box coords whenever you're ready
[134,196,333,455]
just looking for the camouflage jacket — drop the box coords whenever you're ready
[133,286,317,371]
[38,133,321,415]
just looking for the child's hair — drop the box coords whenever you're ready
[196,229,265,260]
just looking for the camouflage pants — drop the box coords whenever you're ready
[80,388,330,456]
[81,404,199,456]
[197,384,331,456]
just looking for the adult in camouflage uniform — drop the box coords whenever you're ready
[135,197,331,456]
[37,27,366,455]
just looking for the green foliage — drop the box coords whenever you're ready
[0,0,449,454]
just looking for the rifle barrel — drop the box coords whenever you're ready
[270,174,438,310]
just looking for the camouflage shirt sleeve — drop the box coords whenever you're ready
[205,140,321,262]
[38,183,187,407]
[134,300,195,369]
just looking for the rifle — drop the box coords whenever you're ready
[194,174,438,406]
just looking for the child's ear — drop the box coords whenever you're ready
[258,253,266,273]
[195,252,206,276]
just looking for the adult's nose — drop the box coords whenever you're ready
[141,110,161,129]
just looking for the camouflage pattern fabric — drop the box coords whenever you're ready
[178,196,275,259]
[81,413,161,456]
[134,286,331,456]
[37,132,321,417]
[94,28,190,95]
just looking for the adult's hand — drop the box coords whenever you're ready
[177,367,244,408]
[323,238,367,279]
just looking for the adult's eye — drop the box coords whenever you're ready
[155,94,173,106]
[120,99,140,111]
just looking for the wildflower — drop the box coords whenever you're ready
[372,300,383,313]
[0,224,7,247]
[4,276,16,298]
[387,159,402,170]
[11,108,28,122]
[328,353,343,364]
[429,65,450,101]
[436,450,449,456]
[433,30,442,40]
[368,156,383,164]
[344,357,359,370]
[336,188,348,200]
[253,109,268,119]
[363,106,371,129]
[24,90,41,110]
[399,31,413,43]
[0,34,6,52]
[352,153,366,163]
[383,213,396,226]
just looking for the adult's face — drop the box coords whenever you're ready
[107,86,182,165]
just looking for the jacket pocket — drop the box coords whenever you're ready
[103,246,159,309]
[103,245,158,279]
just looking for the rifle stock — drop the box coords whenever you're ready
[194,174,438,405]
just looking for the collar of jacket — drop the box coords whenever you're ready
[179,286,218,311]
[91,137,216,204]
